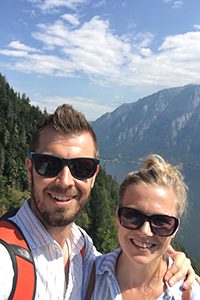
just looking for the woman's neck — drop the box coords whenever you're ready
[116,252,168,299]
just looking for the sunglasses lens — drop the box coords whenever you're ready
[118,207,144,230]
[33,154,62,177]
[70,158,98,180]
[151,215,178,236]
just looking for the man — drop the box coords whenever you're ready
[0,104,197,299]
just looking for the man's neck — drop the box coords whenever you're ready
[47,223,73,249]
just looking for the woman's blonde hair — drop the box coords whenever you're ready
[119,154,188,218]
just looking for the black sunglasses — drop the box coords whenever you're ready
[118,207,179,237]
[28,152,99,180]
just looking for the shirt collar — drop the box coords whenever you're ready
[67,224,85,259]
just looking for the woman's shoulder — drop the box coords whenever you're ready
[95,248,122,275]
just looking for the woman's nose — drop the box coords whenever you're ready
[138,221,154,237]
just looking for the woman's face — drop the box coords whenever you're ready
[117,182,178,266]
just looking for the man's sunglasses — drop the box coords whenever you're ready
[28,152,99,180]
[118,207,179,237]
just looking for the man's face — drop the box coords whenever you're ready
[26,128,99,229]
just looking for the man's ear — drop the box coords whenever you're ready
[25,157,32,183]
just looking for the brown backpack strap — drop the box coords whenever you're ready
[85,261,96,300]
[182,288,191,300]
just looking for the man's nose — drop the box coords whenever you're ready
[56,166,75,186]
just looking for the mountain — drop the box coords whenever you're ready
[92,84,200,263]
[92,84,200,166]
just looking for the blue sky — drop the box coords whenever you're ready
[1,0,200,120]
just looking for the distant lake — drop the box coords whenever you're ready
[102,160,200,263]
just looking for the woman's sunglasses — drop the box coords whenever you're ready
[118,207,179,237]
[28,152,99,180]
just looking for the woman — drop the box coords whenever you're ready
[84,154,200,299]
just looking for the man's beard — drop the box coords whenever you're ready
[30,176,84,227]
[36,206,80,227]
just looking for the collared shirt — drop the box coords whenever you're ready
[82,248,200,300]
[0,199,99,300]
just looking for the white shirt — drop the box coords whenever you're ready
[0,199,99,300]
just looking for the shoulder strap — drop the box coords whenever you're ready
[182,288,191,300]
[0,219,36,300]
[85,261,96,300]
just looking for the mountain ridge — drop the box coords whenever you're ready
[92,84,200,165]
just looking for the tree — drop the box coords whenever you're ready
[77,168,119,253]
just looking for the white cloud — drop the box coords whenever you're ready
[0,49,29,57]
[163,0,184,8]
[61,13,80,25]
[159,32,200,52]
[172,1,184,8]
[92,0,106,9]
[8,40,42,53]
[126,32,154,49]
[194,24,200,31]
[32,0,89,11]
[30,17,131,80]
[140,48,152,57]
